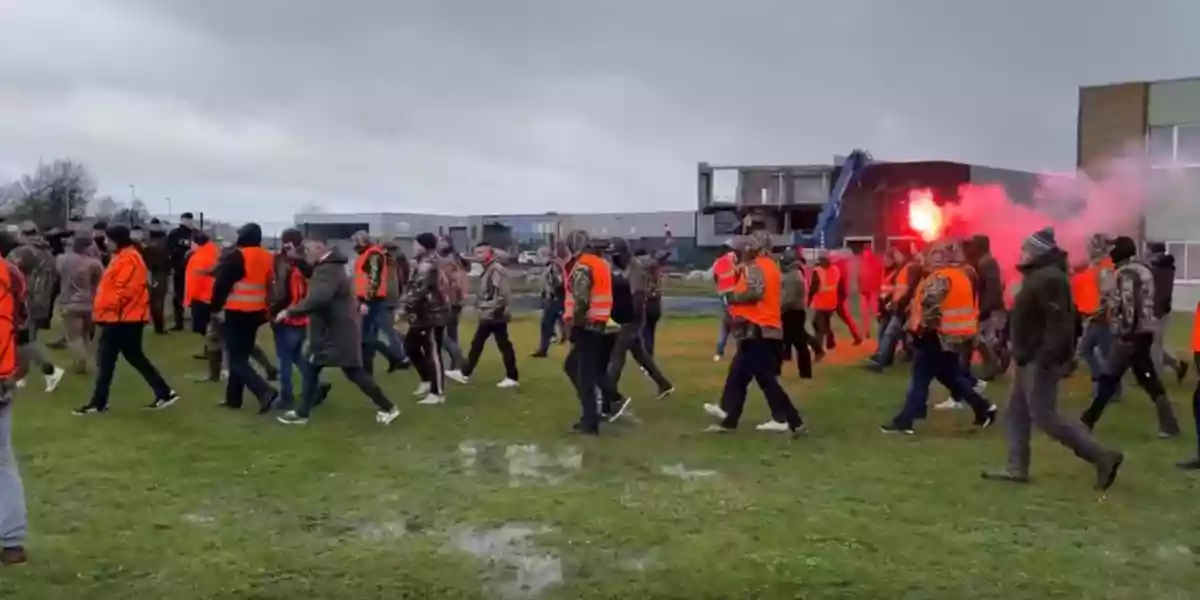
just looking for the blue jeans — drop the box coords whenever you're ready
[871,314,904,365]
[1078,320,1118,396]
[360,301,384,374]
[0,401,26,549]
[537,298,564,354]
[892,335,988,428]
[715,310,730,356]
[273,324,311,409]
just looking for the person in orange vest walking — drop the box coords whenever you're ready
[983,227,1124,489]
[880,239,997,434]
[184,231,220,363]
[865,247,922,371]
[702,231,805,435]
[268,228,331,412]
[710,240,737,361]
[1073,234,1118,397]
[74,225,179,415]
[0,230,29,565]
[209,223,280,413]
[350,231,390,375]
[562,229,613,435]
[1177,306,1200,469]
[807,252,844,358]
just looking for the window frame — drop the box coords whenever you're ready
[1147,123,1200,168]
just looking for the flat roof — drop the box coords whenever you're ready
[1079,75,1200,89]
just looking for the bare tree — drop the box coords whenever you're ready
[3,159,97,228]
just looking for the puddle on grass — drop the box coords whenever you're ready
[459,441,582,487]
[659,463,718,480]
[449,523,563,599]
[182,512,216,525]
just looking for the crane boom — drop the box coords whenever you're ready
[793,149,872,248]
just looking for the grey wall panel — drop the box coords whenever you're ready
[1149,79,1200,126]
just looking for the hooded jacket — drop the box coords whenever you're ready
[780,250,808,311]
[476,251,512,322]
[1009,246,1075,368]
[968,234,1004,316]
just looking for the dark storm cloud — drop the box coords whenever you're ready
[0,0,1197,221]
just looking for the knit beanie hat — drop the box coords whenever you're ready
[1022,227,1057,257]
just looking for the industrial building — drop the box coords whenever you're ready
[1078,77,1200,306]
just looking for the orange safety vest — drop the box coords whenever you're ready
[811,265,840,311]
[226,246,272,313]
[728,255,783,329]
[1192,301,1200,352]
[94,246,151,324]
[1072,265,1103,316]
[185,242,219,306]
[713,252,736,294]
[354,245,389,300]
[279,260,309,327]
[0,265,18,380]
[564,253,613,323]
[892,263,912,303]
[908,266,978,335]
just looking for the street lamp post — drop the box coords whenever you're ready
[165,196,172,221]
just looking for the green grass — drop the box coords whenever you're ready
[4,315,1200,599]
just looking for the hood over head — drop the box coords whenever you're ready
[236,222,263,247]
[970,234,990,256]
[564,229,592,255]
[779,247,798,270]
[1110,235,1137,265]
[608,236,631,268]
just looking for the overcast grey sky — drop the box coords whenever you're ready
[0,0,1196,223]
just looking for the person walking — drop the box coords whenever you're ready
[982,227,1124,490]
[141,219,171,335]
[275,236,400,426]
[0,233,27,566]
[73,225,179,415]
[561,230,612,435]
[702,231,806,435]
[880,240,997,434]
[54,235,104,374]
[372,239,410,372]
[1146,242,1188,382]
[350,231,390,375]
[167,212,196,331]
[1177,310,1200,470]
[8,223,64,393]
[1080,236,1181,438]
[1073,234,1119,398]
[209,223,280,412]
[965,235,1006,380]
[532,243,568,358]
[269,228,331,412]
[404,233,451,405]
[778,248,813,379]
[636,246,671,357]
[711,241,737,361]
[864,247,920,371]
[436,237,468,376]
[451,242,520,388]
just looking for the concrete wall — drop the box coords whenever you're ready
[1077,83,1148,172]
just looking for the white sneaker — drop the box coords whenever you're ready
[44,367,65,393]
[15,378,25,389]
[496,378,519,389]
[703,403,728,420]
[412,382,431,397]
[445,369,468,384]
[376,407,401,425]
[712,354,722,362]
[755,420,791,432]
[973,380,988,394]
[933,398,966,411]
[417,394,445,405]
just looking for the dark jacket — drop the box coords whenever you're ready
[210,224,267,326]
[968,235,1004,316]
[1149,252,1175,317]
[287,248,362,367]
[1010,248,1076,369]
[166,225,194,269]
[402,251,450,328]
[140,236,170,285]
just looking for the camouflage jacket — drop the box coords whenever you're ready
[541,260,565,300]
[913,266,976,351]
[476,260,512,322]
[401,252,450,327]
[1109,260,1156,337]
[638,251,669,301]
[724,258,783,340]
[9,242,57,323]
[567,256,605,332]
[781,266,808,312]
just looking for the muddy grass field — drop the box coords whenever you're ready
[4,316,1200,599]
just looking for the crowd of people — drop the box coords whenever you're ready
[1,213,1199,566]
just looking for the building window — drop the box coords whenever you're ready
[1148,124,1200,167]
[1163,241,1200,283]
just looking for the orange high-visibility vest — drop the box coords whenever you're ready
[891,263,912,303]
[565,253,613,323]
[226,246,272,313]
[728,255,783,329]
[0,264,18,380]
[811,265,840,311]
[1191,301,1200,352]
[94,247,151,324]
[908,266,978,335]
[185,242,219,306]
[278,260,309,327]
[1072,266,1102,316]
[713,252,736,294]
[354,245,389,300]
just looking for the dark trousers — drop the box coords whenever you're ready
[171,267,187,330]
[463,320,520,380]
[406,325,446,395]
[1082,333,1179,434]
[191,301,212,335]
[718,337,803,429]
[564,328,605,431]
[297,363,393,419]
[890,334,990,428]
[89,323,172,410]
[607,321,672,394]
[778,309,813,378]
[223,318,277,409]
[536,298,564,354]
[273,324,314,409]
[149,273,168,333]
[642,297,662,356]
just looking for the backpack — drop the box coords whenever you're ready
[436,256,464,305]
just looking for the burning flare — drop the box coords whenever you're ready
[907,188,945,242]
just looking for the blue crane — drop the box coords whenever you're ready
[792,149,872,248]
